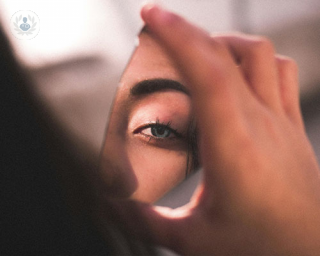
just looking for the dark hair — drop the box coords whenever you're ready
[0,24,156,255]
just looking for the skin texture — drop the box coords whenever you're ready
[100,31,195,203]
[99,4,320,256]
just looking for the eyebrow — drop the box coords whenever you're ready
[130,78,189,97]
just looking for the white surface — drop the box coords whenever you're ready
[0,0,143,67]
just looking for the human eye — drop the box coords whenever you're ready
[133,119,183,142]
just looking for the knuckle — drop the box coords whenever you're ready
[277,56,298,74]
[209,37,228,52]
[249,36,275,58]
[209,35,234,56]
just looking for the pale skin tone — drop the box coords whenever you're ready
[100,31,195,203]
[99,4,320,256]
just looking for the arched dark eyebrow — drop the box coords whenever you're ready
[130,79,189,96]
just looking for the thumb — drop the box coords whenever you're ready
[96,199,193,254]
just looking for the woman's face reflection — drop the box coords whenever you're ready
[101,29,198,203]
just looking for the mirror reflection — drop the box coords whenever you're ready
[100,27,200,203]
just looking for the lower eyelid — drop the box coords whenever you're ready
[134,133,179,148]
[140,128,176,139]
[143,134,176,141]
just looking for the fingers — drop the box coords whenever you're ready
[100,199,230,256]
[215,35,283,113]
[213,34,303,129]
[276,55,304,130]
[140,5,255,165]
[97,199,193,255]
[136,5,309,255]
[141,5,252,103]
[140,2,305,187]
[141,4,304,131]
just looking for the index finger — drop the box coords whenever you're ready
[141,5,255,176]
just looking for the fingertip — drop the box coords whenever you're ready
[140,3,175,28]
[140,3,157,23]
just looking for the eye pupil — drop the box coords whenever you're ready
[151,126,171,138]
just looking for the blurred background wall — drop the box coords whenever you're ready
[0,0,143,162]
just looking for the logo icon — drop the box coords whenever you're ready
[10,11,40,40]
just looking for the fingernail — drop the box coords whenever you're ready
[141,3,173,25]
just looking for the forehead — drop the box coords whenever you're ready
[122,32,182,83]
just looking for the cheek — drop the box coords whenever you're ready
[100,130,139,198]
[128,142,188,203]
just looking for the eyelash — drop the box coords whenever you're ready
[133,119,183,142]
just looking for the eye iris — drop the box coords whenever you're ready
[151,126,171,138]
